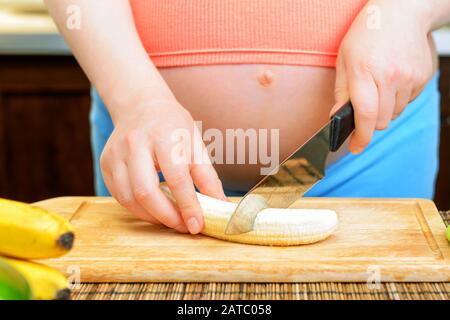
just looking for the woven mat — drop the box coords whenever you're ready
[71,283,450,300]
[442,210,449,225]
[71,211,450,300]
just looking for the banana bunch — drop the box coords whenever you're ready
[0,198,74,300]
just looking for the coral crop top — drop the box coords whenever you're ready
[130,0,368,68]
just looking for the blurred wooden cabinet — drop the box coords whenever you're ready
[0,55,449,209]
[0,56,94,202]
[435,57,450,210]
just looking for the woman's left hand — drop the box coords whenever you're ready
[331,0,435,154]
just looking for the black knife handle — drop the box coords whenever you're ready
[329,102,355,152]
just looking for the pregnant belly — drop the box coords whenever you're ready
[159,65,339,191]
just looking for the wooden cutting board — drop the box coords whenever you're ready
[34,197,450,283]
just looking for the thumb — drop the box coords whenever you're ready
[330,54,350,116]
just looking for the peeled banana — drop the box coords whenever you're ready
[164,188,338,246]
[3,257,70,300]
[0,198,74,259]
[0,258,32,300]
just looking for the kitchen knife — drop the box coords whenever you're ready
[225,102,355,235]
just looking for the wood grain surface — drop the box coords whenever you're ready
[34,196,450,283]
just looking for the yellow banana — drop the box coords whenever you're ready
[0,198,74,259]
[3,257,70,300]
[0,258,32,300]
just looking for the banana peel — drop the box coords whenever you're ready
[0,198,74,259]
[0,258,32,300]
[3,257,70,300]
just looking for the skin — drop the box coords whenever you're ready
[45,0,450,234]
[159,65,339,191]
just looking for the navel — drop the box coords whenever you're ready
[257,69,275,88]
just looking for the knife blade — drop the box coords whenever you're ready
[225,102,355,235]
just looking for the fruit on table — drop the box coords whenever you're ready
[3,257,70,300]
[164,188,338,246]
[0,198,74,259]
[0,258,32,300]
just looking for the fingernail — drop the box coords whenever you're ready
[187,217,201,234]
[351,146,364,155]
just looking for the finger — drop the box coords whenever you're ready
[191,163,226,200]
[110,160,161,225]
[100,150,115,192]
[411,82,427,102]
[347,71,379,154]
[100,154,114,195]
[100,153,123,206]
[375,83,396,130]
[330,53,350,116]
[393,86,412,120]
[190,134,227,200]
[127,140,188,233]
[156,142,204,235]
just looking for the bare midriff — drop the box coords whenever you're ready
[159,65,335,191]
[159,40,438,192]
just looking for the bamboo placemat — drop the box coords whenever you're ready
[71,282,450,300]
[442,210,449,225]
[68,211,449,300]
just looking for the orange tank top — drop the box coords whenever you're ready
[130,0,368,68]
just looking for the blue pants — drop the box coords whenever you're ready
[90,73,440,198]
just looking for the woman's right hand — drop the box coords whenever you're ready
[100,98,227,234]
[44,0,227,234]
